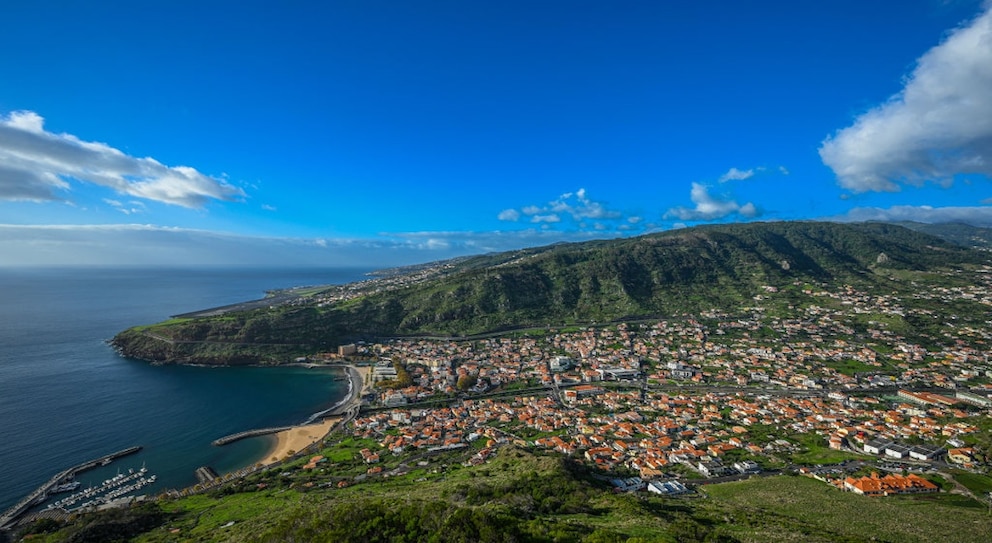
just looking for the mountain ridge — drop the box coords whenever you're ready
[111,221,991,365]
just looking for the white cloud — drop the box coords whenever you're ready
[103,198,146,215]
[510,188,627,230]
[497,208,520,221]
[718,167,755,183]
[819,7,992,192]
[548,188,623,220]
[262,204,277,212]
[0,110,245,207]
[665,182,761,221]
[835,204,992,226]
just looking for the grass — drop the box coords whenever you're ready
[702,475,992,543]
[788,433,863,465]
[951,469,992,496]
[823,358,880,377]
[138,490,305,541]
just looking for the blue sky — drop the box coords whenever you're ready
[2,0,992,267]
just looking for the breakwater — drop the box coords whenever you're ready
[211,426,294,446]
[0,446,141,529]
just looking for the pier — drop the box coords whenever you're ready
[211,426,294,446]
[0,446,141,529]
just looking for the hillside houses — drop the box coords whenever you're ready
[337,277,992,487]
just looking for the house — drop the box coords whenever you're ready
[610,477,645,492]
[947,447,975,465]
[647,480,691,496]
[733,460,761,475]
[844,472,938,496]
[563,385,604,403]
[697,460,732,478]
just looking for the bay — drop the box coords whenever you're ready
[0,267,369,511]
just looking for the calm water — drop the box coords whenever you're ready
[0,267,369,511]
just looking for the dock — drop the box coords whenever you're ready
[0,446,141,529]
[211,426,293,446]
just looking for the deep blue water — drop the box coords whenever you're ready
[0,267,369,511]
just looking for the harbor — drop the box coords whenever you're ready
[0,446,143,529]
[46,464,156,511]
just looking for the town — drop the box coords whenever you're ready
[320,270,992,500]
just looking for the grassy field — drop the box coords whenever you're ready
[788,434,863,465]
[950,469,992,496]
[701,475,992,543]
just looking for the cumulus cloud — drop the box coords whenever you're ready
[503,188,632,232]
[0,110,245,207]
[665,182,760,221]
[836,204,992,226]
[497,208,520,221]
[819,7,992,192]
[549,188,623,220]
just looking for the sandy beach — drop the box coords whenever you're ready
[261,364,370,465]
[264,417,339,464]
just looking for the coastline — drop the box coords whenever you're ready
[257,364,370,465]
[262,418,339,464]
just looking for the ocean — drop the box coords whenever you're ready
[0,267,369,512]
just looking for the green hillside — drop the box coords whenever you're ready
[111,221,990,365]
[22,446,992,543]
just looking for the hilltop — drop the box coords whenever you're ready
[111,221,990,365]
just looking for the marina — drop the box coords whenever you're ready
[47,464,156,511]
[0,446,143,529]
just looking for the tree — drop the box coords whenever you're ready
[456,374,478,391]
